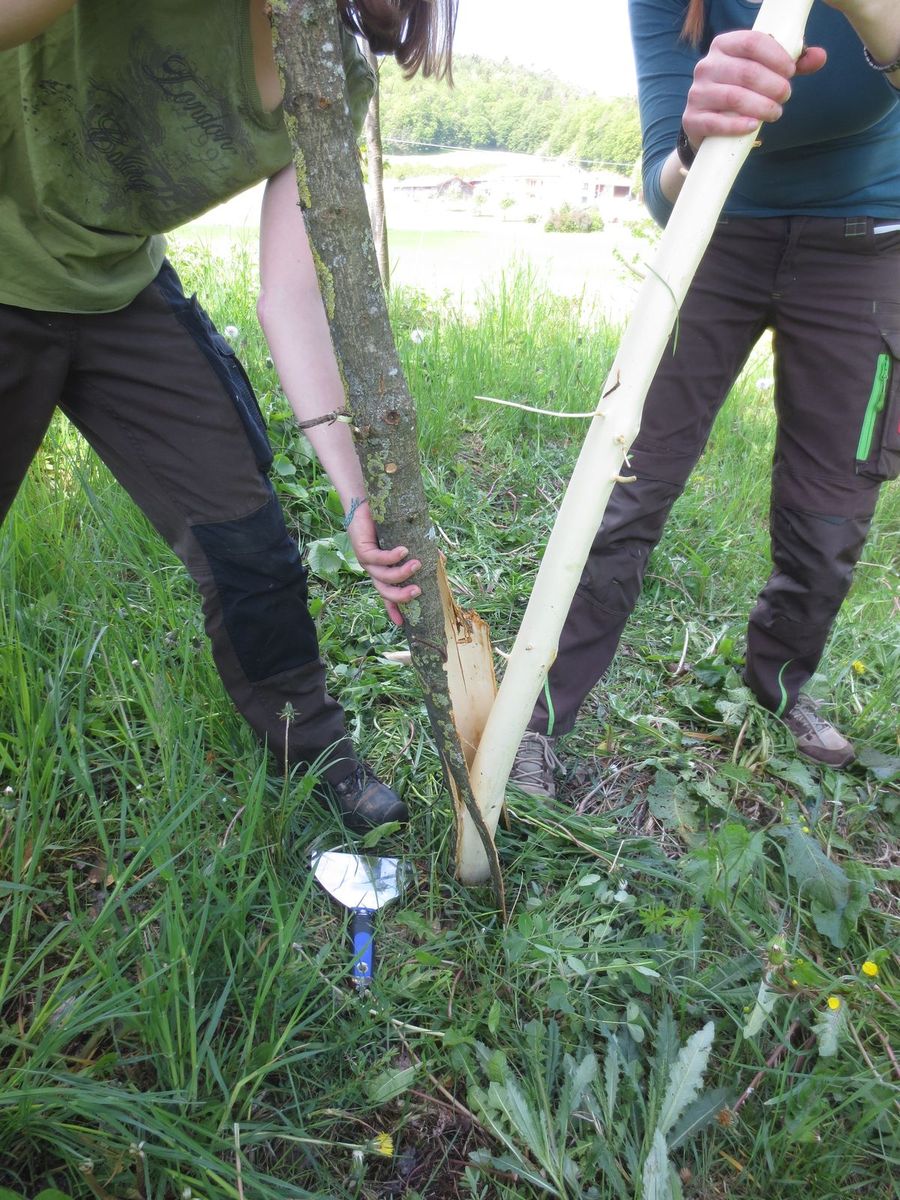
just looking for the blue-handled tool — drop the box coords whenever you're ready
[312,851,404,988]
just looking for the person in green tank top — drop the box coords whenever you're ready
[0,0,457,831]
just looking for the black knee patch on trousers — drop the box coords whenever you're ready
[192,492,320,682]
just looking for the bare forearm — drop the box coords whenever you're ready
[258,168,369,511]
[259,283,368,509]
[0,0,75,49]
[827,0,900,84]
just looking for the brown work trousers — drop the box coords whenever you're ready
[0,261,357,782]
[531,216,900,736]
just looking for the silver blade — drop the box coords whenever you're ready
[312,851,402,911]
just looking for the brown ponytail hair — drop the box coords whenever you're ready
[681,0,705,46]
[338,0,458,80]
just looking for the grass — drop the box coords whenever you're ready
[0,245,898,1200]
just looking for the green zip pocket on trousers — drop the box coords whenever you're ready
[856,353,891,461]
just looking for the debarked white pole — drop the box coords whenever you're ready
[459,0,816,884]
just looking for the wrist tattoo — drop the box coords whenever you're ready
[342,496,365,530]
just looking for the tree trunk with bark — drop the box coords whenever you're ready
[363,43,390,293]
[268,0,503,908]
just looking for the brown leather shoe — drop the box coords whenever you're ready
[782,695,855,769]
[329,764,409,832]
[509,732,563,799]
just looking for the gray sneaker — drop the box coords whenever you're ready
[781,695,855,769]
[509,732,563,799]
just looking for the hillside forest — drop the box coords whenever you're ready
[377,55,643,172]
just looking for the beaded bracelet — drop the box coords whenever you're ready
[863,44,900,74]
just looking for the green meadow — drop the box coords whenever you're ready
[1,244,897,1200]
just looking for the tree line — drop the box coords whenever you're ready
[377,55,643,172]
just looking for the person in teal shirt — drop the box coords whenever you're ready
[0,0,456,829]
[512,0,900,795]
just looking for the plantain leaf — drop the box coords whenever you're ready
[658,1022,715,1135]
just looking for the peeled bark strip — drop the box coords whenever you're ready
[464,0,816,884]
[269,0,504,906]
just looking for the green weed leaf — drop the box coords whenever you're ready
[657,1022,715,1135]
[603,1037,621,1125]
[668,1086,735,1149]
[557,1051,597,1135]
[641,1128,673,1200]
[742,974,778,1038]
[646,769,699,837]
[365,1065,417,1104]
[856,748,900,782]
[487,1076,546,1155]
[468,1150,556,1194]
[813,1002,846,1058]
[773,824,870,947]
[714,682,751,727]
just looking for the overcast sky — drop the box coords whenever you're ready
[453,0,637,96]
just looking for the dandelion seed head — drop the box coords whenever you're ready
[224,324,240,340]
[410,328,426,344]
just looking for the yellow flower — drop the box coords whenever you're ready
[827,996,841,1011]
[851,660,867,676]
[861,961,879,978]
[373,1132,394,1158]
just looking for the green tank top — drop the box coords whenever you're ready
[0,0,374,313]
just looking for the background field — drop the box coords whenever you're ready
[0,243,898,1200]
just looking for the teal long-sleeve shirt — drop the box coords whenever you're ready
[629,0,900,226]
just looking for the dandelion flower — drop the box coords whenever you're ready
[827,996,841,1011]
[861,960,879,978]
[373,1132,394,1158]
[851,660,867,676]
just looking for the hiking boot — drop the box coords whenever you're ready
[781,695,855,769]
[329,764,409,832]
[509,732,563,800]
